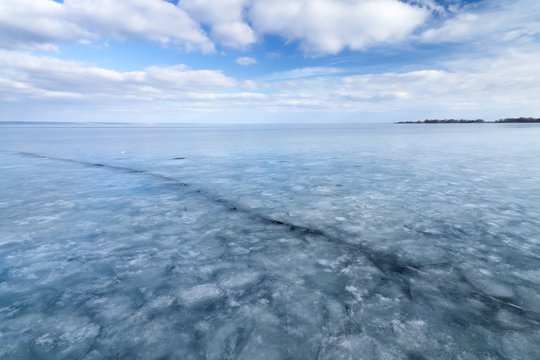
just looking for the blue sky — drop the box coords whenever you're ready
[0,0,539,123]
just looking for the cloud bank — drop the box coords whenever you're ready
[421,0,540,46]
[0,0,214,52]
[2,1,538,55]
[2,48,539,122]
[1,0,433,54]
[250,0,429,55]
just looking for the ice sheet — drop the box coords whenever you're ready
[1,123,539,359]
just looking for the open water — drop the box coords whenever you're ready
[1,123,539,359]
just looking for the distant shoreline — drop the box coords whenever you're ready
[396,117,540,124]
[1,118,539,126]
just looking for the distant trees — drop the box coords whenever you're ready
[396,119,484,124]
[423,119,485,123]
[396,117,540,124]
[495,117,540,123]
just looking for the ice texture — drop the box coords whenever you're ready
[1,123,540,359]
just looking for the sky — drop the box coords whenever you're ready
[0,0,539,123]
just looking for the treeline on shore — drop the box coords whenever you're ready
[397,117,540,124]
[494,117,540,123]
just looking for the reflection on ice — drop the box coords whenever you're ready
[1,124,540,359]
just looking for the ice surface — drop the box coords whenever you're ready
[1,123,540,359]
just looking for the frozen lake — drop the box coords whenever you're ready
[1,123,539,359]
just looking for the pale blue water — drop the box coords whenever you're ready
[1,123,539,359]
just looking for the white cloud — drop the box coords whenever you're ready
[0,0,214,52]
[265,67,342,81]
[66,0,214,51]
[211,22,256,49]
[0,51,237,100]
[249,0,429,55]
[277,51,540,116]
[236,56,257,65]
[180,0,256,49]
[422,12,490,43]
[0,0,86,51]
[421,0,540,45]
